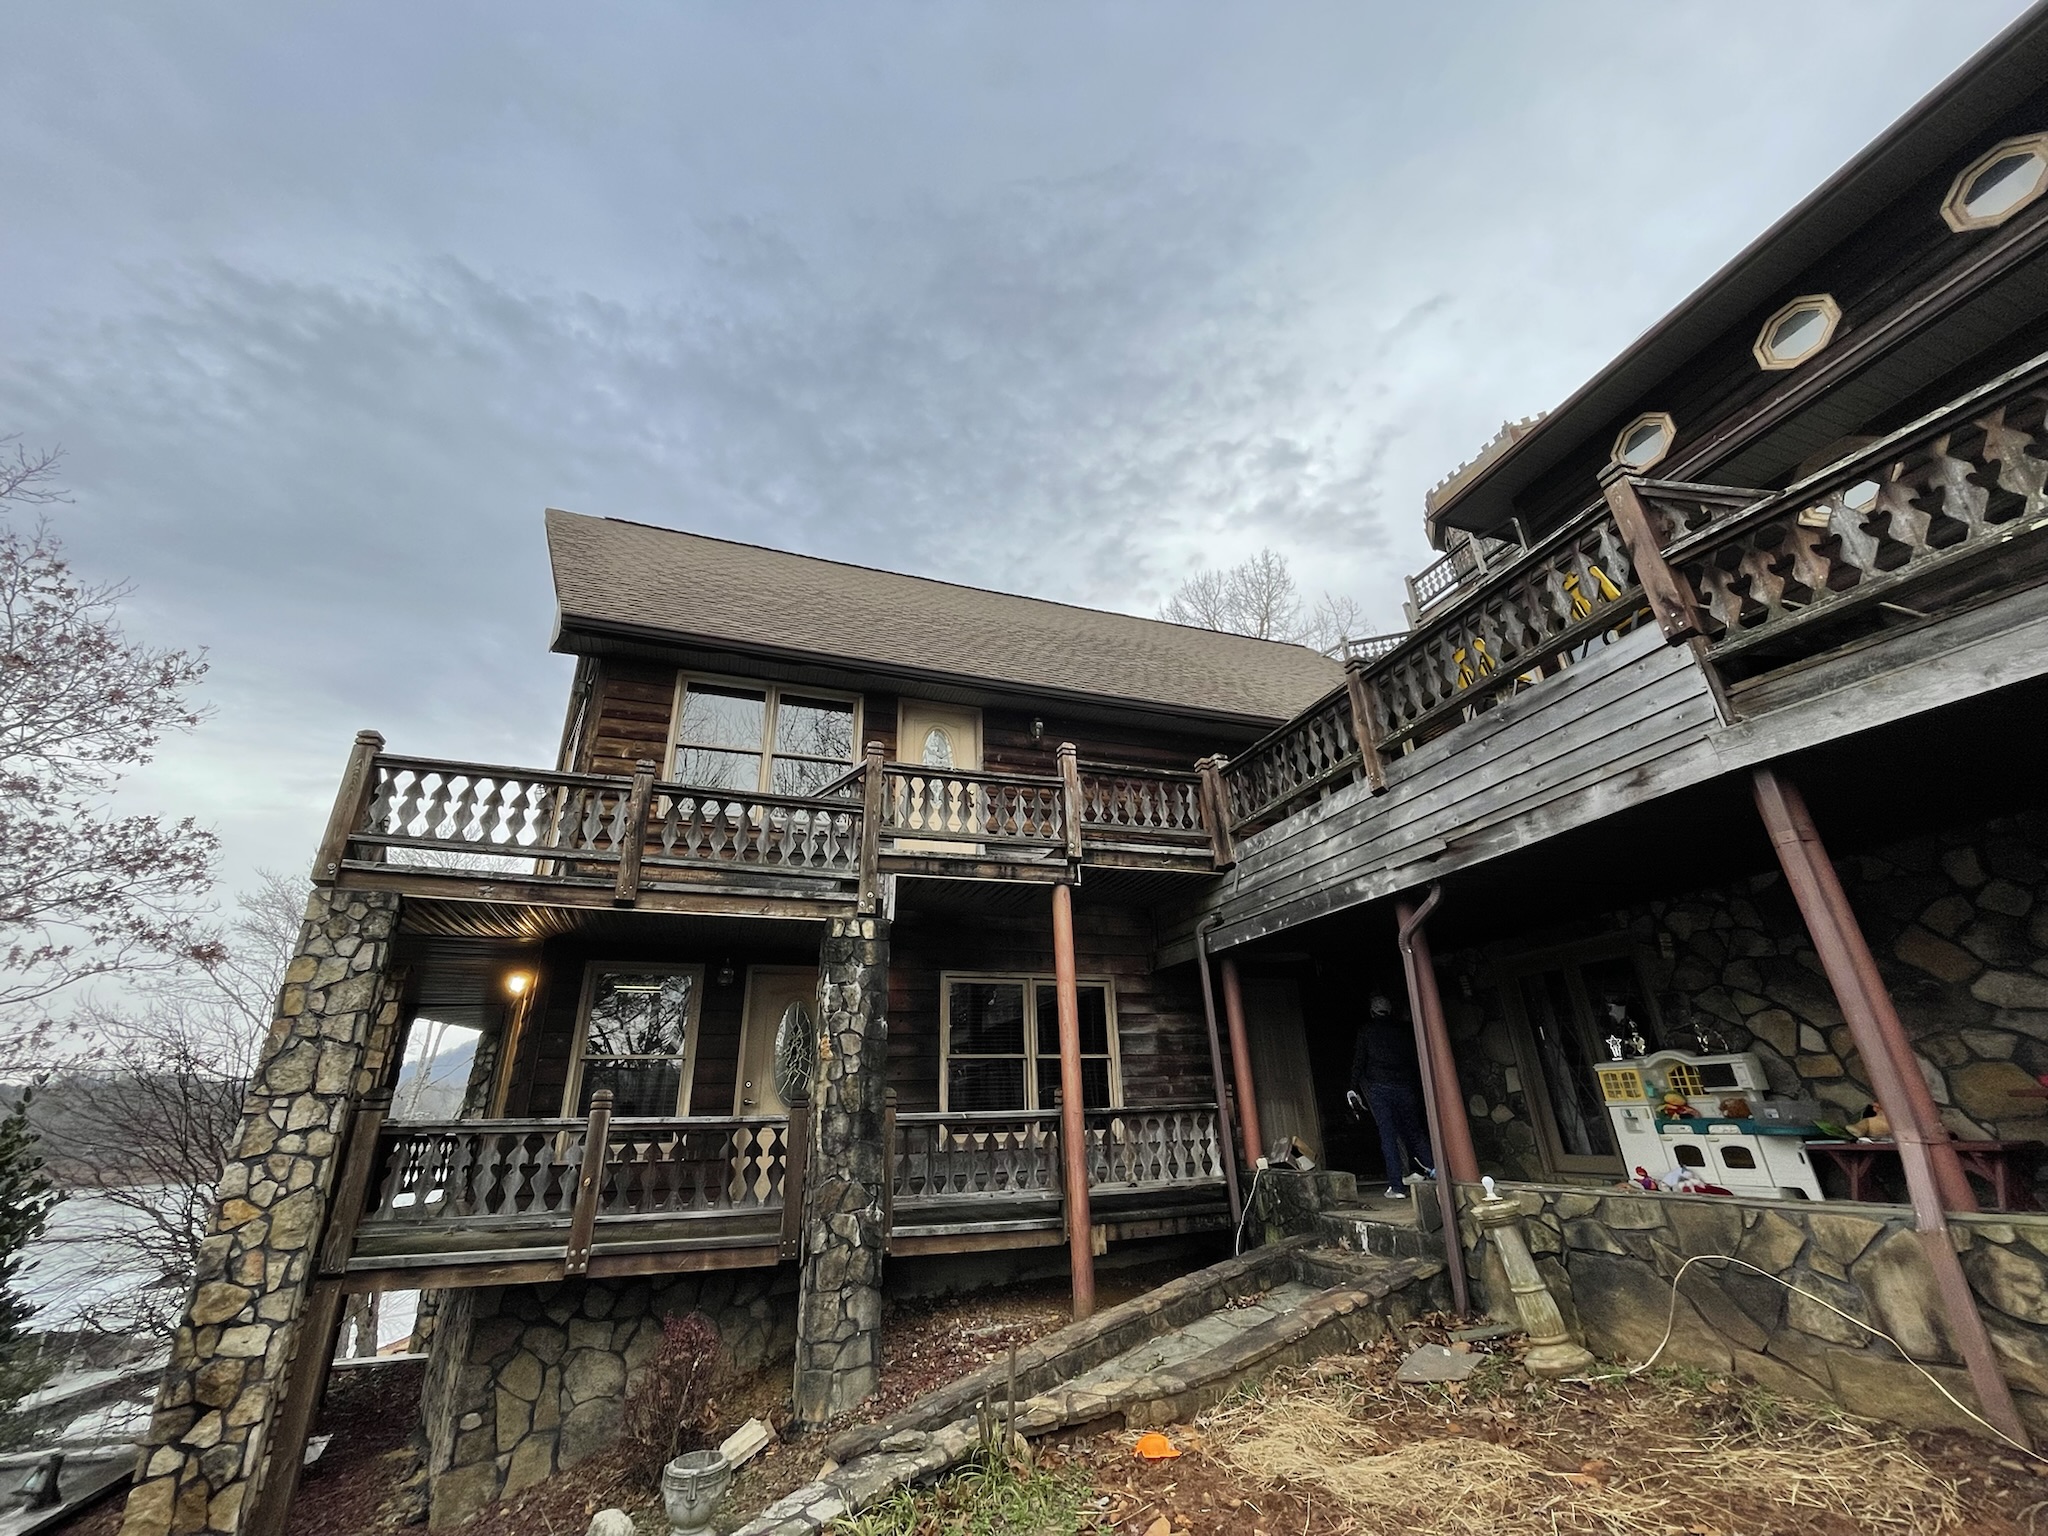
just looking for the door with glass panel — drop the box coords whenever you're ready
[734,966,818,1117]
[1501,950,1653,1177]
[564,963,705,1117]
[671,680,858,795]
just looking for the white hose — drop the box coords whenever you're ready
[1234,1162,1268,1256]
[1566,1250,2042,1461]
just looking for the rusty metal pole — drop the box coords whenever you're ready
[1397,887,1472,1317]
[1219,957,1265,1166]
[1752,766,2026,1447]
[1052,881,1096,1320]
[1193,920,1244,1229]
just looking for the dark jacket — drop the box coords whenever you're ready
[1351,1015,1423,1093]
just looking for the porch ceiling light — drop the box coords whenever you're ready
[1611,412,1676,473]
[1752,294,1841,371]
[1942,132,2048,232]
[505,971,532,997]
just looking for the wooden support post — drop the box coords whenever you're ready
[1057,742,1085,864]
[1219,957,1264,1166]
[1051,881,1096,1319]
[612,758,655,905]
[242,1280,348,1536]
[1397,888,1473,1318]
[311,729,385,884]
[1341,660,1389,794]
[779,1090,810,1260]
[318,1091,391,1276]
[1600,469,1701,644]
[1192,920,1244,1228]
[1195,756,1237,868]
[857,741,886,913]
[1752,765,2026,1446]
[564,1089,613,1276]
[882,1088,898,1257]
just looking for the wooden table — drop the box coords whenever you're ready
[1805,1140,2043,1210]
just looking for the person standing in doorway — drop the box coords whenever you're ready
[1346,992,1434,1200]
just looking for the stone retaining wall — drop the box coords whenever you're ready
[421,1269,797,1527]
[1461,1181,2048,1437]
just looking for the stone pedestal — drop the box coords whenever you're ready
[120,890,405,1536]
[1470,1181,1594,1378]
[792,916,891,1426]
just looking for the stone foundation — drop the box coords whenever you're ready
[121,889,405,1536]
[1461,1181,2048,1437]
[421,1269,797,1527]
[793,915,890,1425]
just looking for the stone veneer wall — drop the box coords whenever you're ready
[122,889,405,1536]
[421,1270,798,1527]
[793,915,890,1425]
[1461,1181,2048,1437]
[1446,809,2048,1191]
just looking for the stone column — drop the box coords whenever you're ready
[791,914,891,1426]
[121,889,405,1536]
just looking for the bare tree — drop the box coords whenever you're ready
[0,442,218,1036]
[31,874,304,1337]
[1161,548,1370,653]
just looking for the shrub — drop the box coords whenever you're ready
[621,1311,725,1476]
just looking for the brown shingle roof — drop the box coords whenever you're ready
[545,509,1342,724]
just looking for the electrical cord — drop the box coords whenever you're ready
[1564,1250,2043,1462]
[1233,1161,1268,1256]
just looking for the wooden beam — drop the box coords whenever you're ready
[780,1091,810,1260]
[613,758,655,904]
[882,1088,898,1257]
[1600,470,1700,643]
[858,740,886,913]
[317,1092,390,1276]
[333,865,856,920]
[1058,742,1085,863]
[1051,881,1095,1321]
[311,731,384,885]
[242,1280,346,1536]
[1342,661,1389,795]
[1195,755,1237,868]
[563,1091,612,1276]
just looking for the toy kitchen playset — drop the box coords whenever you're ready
[1594,1048,1829,1200]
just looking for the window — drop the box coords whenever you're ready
[1943,133,2048,232]
[671,680,857,796]
[941,975,1120,1112]
[1610,412,1675,472]
[566,964,704,1116]
[1752,294,1840,371]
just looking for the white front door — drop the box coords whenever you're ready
[897,702,982,773]
[735,966,820,1116]
[893,702,985,850]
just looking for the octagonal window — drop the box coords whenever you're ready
[1943,133,2048,232]
[1611,412,1676,472]
[1753,294,1841,371]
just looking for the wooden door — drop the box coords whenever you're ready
[735,966,819,1117]
[1241,977,1323,1164]
[1503,960,1631,1177]
[896,702,982,772]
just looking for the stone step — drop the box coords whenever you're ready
[734,1245,1447,1536]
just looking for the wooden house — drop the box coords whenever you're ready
[122,7,2048,1535]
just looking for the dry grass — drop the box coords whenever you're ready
[1199,1346,1968,1536]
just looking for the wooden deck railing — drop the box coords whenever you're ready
[1631,346,2048,666]
[888,1103,1226,1204]
[321,744,1218,900]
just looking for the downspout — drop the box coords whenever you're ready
[1194,917,1245,1228]
[1397,885,1471,1318]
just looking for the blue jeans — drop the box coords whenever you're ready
[1366,1082,1432,1185]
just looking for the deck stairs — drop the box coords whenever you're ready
[732,1235,1447,1536]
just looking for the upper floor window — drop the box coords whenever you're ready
[1753,294,1840,371]
[671,680,857,796]
[941,974,1121,1113]
[1943,133,2048,232]
[566,963,703,1116]
[1611,412,1676,472]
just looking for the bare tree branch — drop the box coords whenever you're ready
[1160,548,1368,652]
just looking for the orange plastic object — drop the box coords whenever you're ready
[1133,1432,1181,1460]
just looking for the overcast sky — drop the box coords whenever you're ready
[2,1,2033,895]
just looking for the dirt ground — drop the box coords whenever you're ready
[55,1289,2048,1536]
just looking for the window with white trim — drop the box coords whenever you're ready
[565,963,704,1116]
[670,680,857,796]
[941,975,1120,1112]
